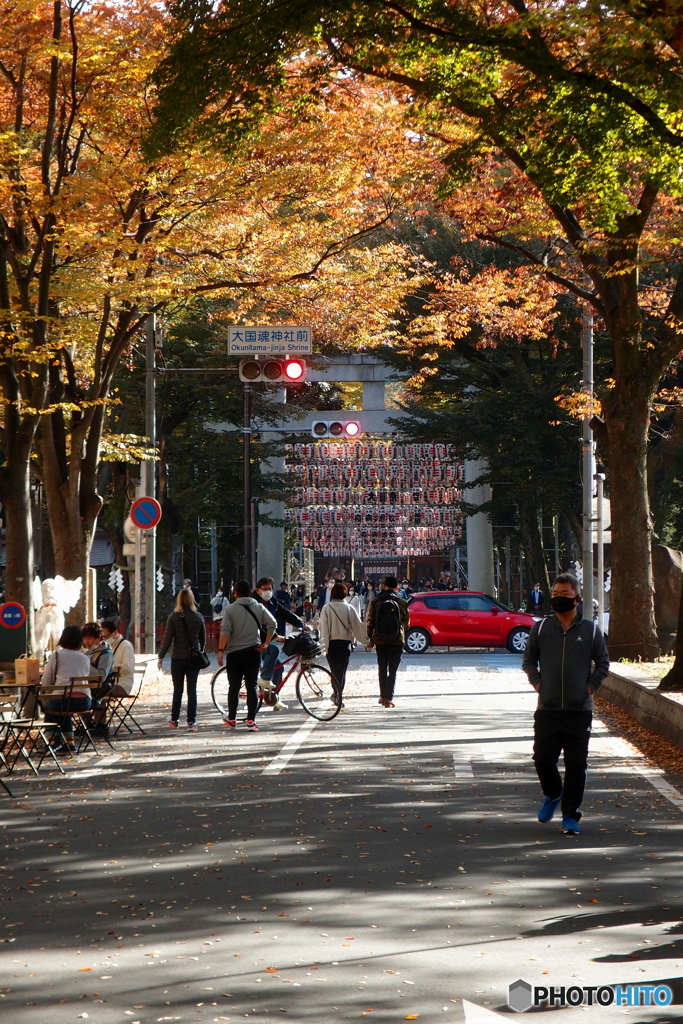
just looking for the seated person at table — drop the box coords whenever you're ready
[82,622,114,735]
[100,620,135,696]
[41,625,92,754]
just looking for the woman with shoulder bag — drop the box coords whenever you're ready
[318,582,370,708]
[158,588,206,731]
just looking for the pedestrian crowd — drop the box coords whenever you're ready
[70,567,608,836]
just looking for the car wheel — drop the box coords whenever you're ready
[405,628,430,654]
[507,627,530,653]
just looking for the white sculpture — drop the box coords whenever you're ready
[32,576,83,660]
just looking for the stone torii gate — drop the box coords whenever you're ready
[215,353,495,593]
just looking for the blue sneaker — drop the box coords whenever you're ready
[562,816,581,835]
[538,792,563,823]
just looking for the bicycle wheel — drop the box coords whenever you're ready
[210,666,262,721]
[296,662,341,721]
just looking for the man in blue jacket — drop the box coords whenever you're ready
[522,572,610,835]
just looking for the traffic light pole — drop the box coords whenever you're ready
[243,382,252,580]
[144,315,157,654]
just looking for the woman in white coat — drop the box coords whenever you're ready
[319,582,370,705]
[346,585,362,616]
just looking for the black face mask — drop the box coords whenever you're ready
[551,595,577,614]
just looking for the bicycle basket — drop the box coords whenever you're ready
[283,630,322,660]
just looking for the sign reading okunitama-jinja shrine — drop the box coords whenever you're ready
[228,326,313,355]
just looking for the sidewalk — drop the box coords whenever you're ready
[600,662,683,748]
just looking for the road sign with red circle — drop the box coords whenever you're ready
[0,602,26,629]
[130,496,162,530]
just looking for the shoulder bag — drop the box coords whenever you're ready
[179,613,210,669]
[243,602,269,646]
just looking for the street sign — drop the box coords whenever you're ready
[228,326,313,355]
[130,496,162,530]
[0,602,26,629]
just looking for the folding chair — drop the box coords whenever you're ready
[1,684,65,776]
[37,676,101,757]
[106,668,146,736]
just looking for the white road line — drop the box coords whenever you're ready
[71,754,122,779]
[262,718,319,775]
[597,731,683,813]
[452,751,474,779]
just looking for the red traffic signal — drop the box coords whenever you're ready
[312,420,362,438]
[239,358,307,383]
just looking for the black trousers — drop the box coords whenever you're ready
[376,643,403,701]
[326,639,352,695]
[171,658,200,723]
[225,647,261,720]
[533,708,592,820]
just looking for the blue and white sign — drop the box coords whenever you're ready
[228,326,313,355]
[0,602,26,629]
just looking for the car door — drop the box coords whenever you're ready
[423,595,467,644]
[460,595,503,644]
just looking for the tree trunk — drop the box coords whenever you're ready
[37,417,100,623]
[602,382,659,660]
[517,504,550,603]
[1,462,35,651]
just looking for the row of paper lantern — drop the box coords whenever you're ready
[310,545,434,557]
[285,506,462,525]
[287,442,458,461]
[295,526,462,544]
[286,463,462,484]
[289,487,462,506]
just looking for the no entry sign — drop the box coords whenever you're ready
[0,602,26,628]
[130,496,162,530]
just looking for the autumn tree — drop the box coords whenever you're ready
[0,1,417,634]
[151,0,683,659]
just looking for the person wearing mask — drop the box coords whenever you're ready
[182,578,201,608]
[211,588,229,621]
[158,588,206,731]
[319,582,370,705]
[315,577,336,613]
[346,585,362,616]
[522,573,610,835]
[252,577,306,711]
[100,620,135,696]
[81,622,114,736]
[365,576,410,708]
[41,625,93,754]
[217,580,276,731]
[526,582,545,615]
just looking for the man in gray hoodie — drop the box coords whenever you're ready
[522,572,609,835]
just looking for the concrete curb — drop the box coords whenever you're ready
[600,664,683,748]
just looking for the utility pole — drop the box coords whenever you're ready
[595,472,606,631]
[243,383,252,580]
[582,303,595,616]
[144,315,157,654]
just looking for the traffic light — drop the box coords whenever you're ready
[239,357,306,383]
[311,420,362,438]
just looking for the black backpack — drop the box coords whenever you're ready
[374,594,403,642]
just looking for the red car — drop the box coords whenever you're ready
[404,591,537,654]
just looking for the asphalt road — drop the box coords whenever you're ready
[1,649,683,1024]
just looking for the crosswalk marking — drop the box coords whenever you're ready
[262,718,319,775]
[453,751,474,778]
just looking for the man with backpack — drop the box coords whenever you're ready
[366,575,410,708]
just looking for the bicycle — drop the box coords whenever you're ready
[210,633,342,722]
